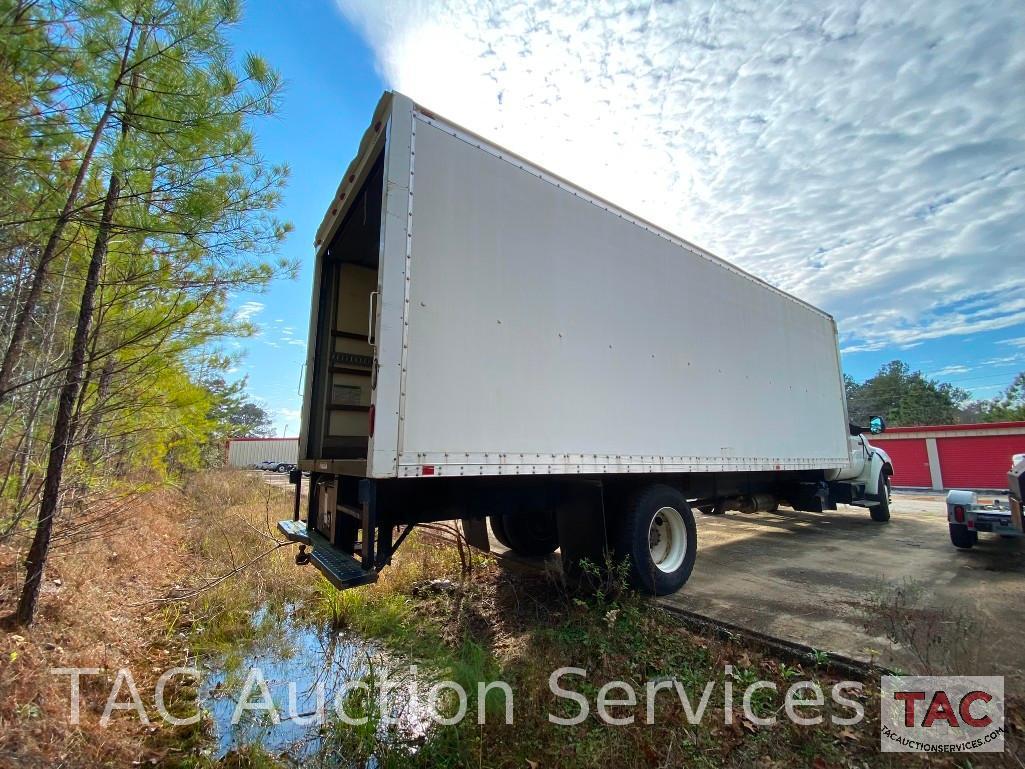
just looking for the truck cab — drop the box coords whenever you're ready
[838,429,894,497]
[835,418,894,521]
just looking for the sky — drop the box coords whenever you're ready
[228,0,1025,435]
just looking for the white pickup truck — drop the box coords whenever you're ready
[279,91,896,595]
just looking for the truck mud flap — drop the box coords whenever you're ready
[555,482,607,582]
[460,517,491,552]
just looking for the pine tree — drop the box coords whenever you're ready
[7,0,293,625]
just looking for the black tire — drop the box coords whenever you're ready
[501,511,559,557]
[950,524,977,549]
[698,499,726,516]
[870,474,891,522]
[275,464,287,473]
[489,514,512,548]
[612,485,697,595]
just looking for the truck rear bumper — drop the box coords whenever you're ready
[277,519,379,588]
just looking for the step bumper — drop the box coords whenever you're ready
[277,519,378,589]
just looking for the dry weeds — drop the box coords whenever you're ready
[0,484,195,767]
[0,469,299,768]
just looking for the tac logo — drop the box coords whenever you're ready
[880,676,1004,753]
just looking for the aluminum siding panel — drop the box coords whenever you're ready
[397,115,849,474]
[227,439,299,467]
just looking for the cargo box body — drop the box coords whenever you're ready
[299,91,851,480]
[281,92,893,596]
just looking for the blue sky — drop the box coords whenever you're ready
[228,1,1025,434]
[223,1,385,436]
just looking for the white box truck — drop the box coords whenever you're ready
[279,91,894,595]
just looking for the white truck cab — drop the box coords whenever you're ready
[825,417,894,520]
[839,433,893,495]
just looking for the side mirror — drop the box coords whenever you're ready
[869,416,886,435]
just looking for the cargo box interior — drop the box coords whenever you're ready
[306,149,384,460]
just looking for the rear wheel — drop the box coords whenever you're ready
[275,463,287,473]
[870,473,891,522]
[501,511,559,557]
[949,524,977,549]
[489,514,512,548]
[613,485,696,595]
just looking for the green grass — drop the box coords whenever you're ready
[168,744,284,769]
[157,472,999,769]
[295,543,903,769]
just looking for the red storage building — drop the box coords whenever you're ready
[871,421,1025,490]
[875,438,932,488]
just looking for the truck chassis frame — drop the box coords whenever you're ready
[278,468,878,591]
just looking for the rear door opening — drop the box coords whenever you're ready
[306,150,384,461]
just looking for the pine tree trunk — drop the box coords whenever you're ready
[0,20,138,402]
[15,171,121,625]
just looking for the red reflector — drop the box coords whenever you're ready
[967,520,975,529]
[422,465,435,476]
[954,505,965,523]
[368,405,375,438]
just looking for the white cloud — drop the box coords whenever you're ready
[234,301,265,322]
[337,0,1025,351]
[969,384,1005,394]
[274,407,302,437]
[981,353,1025,366]
[930,364,971,377]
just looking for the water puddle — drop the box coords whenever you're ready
[197,606,431,763]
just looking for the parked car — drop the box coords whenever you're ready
[255,460,294,473]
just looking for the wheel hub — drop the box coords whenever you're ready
[649,515,664,547]
[647,506,687,574]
